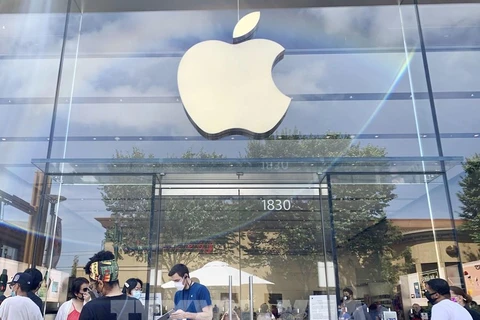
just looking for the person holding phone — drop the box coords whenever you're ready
[55,277,91,320]
[168,264,212,320]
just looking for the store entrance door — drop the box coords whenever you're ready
[150,175,335,320]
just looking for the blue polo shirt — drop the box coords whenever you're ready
[174,283,212,315]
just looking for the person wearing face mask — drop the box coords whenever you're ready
[342,288,361,317]
[168,264,213,320]
[24,268,44,315]
[449,286,480,320]
[424,278,473,320]
[0,272,43,319]
[122,278,143,300]
[55,277,91,320]
[79,250,145,320]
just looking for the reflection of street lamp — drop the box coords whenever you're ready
[43,195,66,267]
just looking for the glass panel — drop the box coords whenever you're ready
[50,174,155,314]
[419,2,480,307]
[0,0,70,316]
[44,5,444,165]
[158,184,328,320]
[330,173,461,319]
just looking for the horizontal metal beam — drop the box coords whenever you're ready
[1,0,478,13]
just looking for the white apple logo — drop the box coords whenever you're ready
[177,12,291,139]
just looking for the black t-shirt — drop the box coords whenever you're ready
[27,291,44,315]
[79,294,145,320]
[466,307,480,320]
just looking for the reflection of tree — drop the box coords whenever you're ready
[101,148,153,262]
[101,130,411,293]
[458,154,480,243]
[243,129,410,293]
[71,255,79,277]
[100,148,246,271]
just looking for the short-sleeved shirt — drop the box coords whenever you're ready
[79,294,145,320]
[431,299,473,320]
[0,295,43,320]
[27,291,43,315]
[174,283,212,317]
[466,307,480,320]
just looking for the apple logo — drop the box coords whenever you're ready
[177,12,291,140]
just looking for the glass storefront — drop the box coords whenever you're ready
[1,0,479,319]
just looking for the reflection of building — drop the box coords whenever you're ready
[89,216,480,313]
[0,188,38,263]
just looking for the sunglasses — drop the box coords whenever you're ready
[80,288,89,293]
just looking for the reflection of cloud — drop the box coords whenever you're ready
[67,103,197,136]
[1,6,479,141]
[72,11,221,53]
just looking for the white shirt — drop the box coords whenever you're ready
[0,295,43,320]
[431,299,473,320]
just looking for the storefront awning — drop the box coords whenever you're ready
[31,156,462,185]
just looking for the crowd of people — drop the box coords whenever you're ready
[340,278,480,320]
[1,254,479,320]
[0,250,213,319]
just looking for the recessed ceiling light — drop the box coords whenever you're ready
[474,134,479,138]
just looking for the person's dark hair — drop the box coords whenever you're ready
[450,286,472,303]
[343,288,353,296]
[71,277,89,296]
[24,268,43,291]
[84,250,119,286]
[168,264,189,278]
[123,278,141,295]
[18,282,31,292]
[426,278,450,296]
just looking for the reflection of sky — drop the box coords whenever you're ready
[0,4,479,271]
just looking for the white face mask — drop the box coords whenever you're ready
[174,280,185,291]
[132,290,142,299]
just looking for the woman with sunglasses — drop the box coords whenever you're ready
[56,277,90,320]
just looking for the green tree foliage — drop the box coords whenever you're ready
[100,148,243,271]
[458,154,480,242]
[100,130,410,292]
[244,129,409,291]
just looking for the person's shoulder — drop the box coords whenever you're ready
[194,283,210,292]
[27,291,41,301]
[85,296,109,307]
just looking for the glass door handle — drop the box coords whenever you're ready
[249,276,254,320]
[229,275,233,320]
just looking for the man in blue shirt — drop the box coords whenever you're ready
[169,264,213,320]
